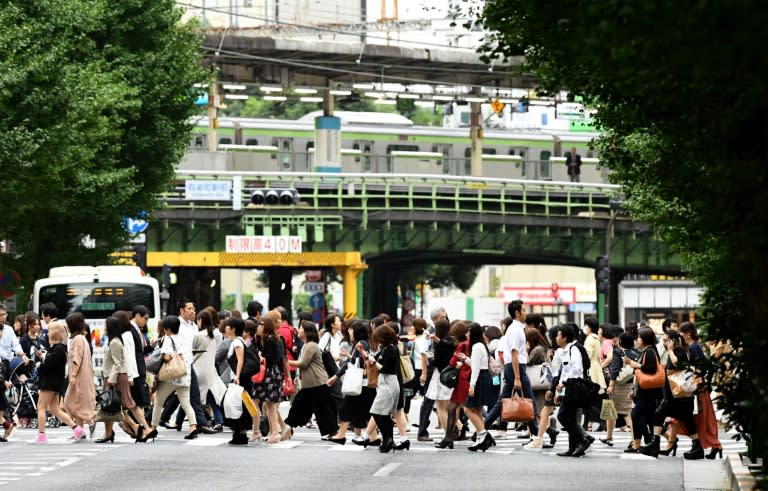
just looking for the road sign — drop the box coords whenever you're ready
[124,216,149,235]
[309,292,325,309]
[305,270,322,282]
[129,233,146,244]
[568,303,596,313]
[303,281,325,293]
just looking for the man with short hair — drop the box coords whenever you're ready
[565,147,582,182]
[39,302,59,343]
[552,324,593,457]
[484,299,539,439]
[245,300,263,325]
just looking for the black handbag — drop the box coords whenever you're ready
[228,340,260,379]
[563,377,600,408]
[439,365,459,388]
[321,337,338,377]
[97,386,123,414]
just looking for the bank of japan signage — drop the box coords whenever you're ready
[226,235,302,253]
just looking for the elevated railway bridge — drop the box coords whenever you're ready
[144,171,679,320]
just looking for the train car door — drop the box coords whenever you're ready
[430,144,451,174]
[353,140,374,173]
[538,150,552,180]
[271,138,295,171]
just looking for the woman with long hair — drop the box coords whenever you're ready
[31,322,81,443]
[254,316,289,444]
[524,325,563,451]
[284,321,339,439]
[435,322,469,449]
[624,327,662,453]
[424,319,454,437]
[677,322,722,459]
[464,323,496,452]
[63,313,95,439]
[194,309,226,433]
[328,320,377,444]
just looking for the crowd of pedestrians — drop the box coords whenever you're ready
[0,300,725,460]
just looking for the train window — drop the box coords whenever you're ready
[363,144,372,172]
[245,138,259,146]
[443,146,451,174]
[271,139,278,159]
[353,143,360,163]
[431,145,439,154]
[464,147,471,175]
[587,150,594,158]
[539,151,552,180]
[194,135,205,149]
[519,150,526,159]
[282,140,292,169]
[482,148,497,155]
[219,137,232,145]
[386,144,419,153]
[508,149,515,155]
[306,142,314,168]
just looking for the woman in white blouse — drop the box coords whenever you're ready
[145,316,199,442]
[460,323,497,452]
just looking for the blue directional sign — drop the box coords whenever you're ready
[124,216,149,235]
[309,292,325,309]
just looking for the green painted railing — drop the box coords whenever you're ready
[164,171,622,223]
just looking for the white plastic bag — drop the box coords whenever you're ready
[221,383,244,420]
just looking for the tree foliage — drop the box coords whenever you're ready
[0,0,206,306]
[474,0,768,468]
[400,264,481,293]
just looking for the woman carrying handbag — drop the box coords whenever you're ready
[145,316,199,442]
[623,327,663,453]
[325,320,377,445]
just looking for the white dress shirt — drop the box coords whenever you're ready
[559,341,584,383]
[502,319,528,365]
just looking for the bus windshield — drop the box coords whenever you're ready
[37,282,156,319]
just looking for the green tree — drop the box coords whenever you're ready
[475,0,768,467]
[400,264,481,293]
[0,0,205,304]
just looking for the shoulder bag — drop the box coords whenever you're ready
[399,344,415,383]
[321,336,339,377]
[667,369,699,398]
[96,386,122,414]
[145,345,164,375]
[158,338,187,382]
[525,363,553,391]
[635,350,665,390]
[501,389,534,422]
[282,358,296,397]
[251,357,267,384]
[439,365,459,388]
[228,339,260,379]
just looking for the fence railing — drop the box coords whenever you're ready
[163,171,621,225]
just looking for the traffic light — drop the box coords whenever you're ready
[162,263,173,290]
[250,188,300,206]
[595,255,610,294]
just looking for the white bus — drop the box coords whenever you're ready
[33,265,160,355]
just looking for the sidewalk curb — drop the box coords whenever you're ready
[725,454,758,491]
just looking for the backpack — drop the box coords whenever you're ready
[571,343,592,381]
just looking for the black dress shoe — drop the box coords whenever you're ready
[417,435,433,442]
[199,426,217,435]
[556,448,575,457]
[328,437,346,445]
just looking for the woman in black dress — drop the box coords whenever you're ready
[253,316,287,443]
[640,330,704,459]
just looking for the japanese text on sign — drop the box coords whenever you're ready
[225,235,303,253]
[185,180,232,200]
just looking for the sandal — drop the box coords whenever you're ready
[266,433,281,444]
[599,437,614,446]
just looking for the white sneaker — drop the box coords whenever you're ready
[523,437,543,452]
[493,430,507,440]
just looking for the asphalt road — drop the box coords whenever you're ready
[1,400,738,490]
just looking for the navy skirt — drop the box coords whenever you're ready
[464,369,495,409]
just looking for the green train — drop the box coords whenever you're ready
[189,111,606,183]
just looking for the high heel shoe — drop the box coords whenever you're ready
[328,437,347,445]
[394,440,410,451]
[184,428,200,440]
[134,425,145,444]
[458,426,468,441]
[138,428,158,443]
[352,437,380,447]
[434,439,454,449]
[95,433,115,444]
[659,439,678,457]
[378,439,395,453]
[706,447,723,460]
